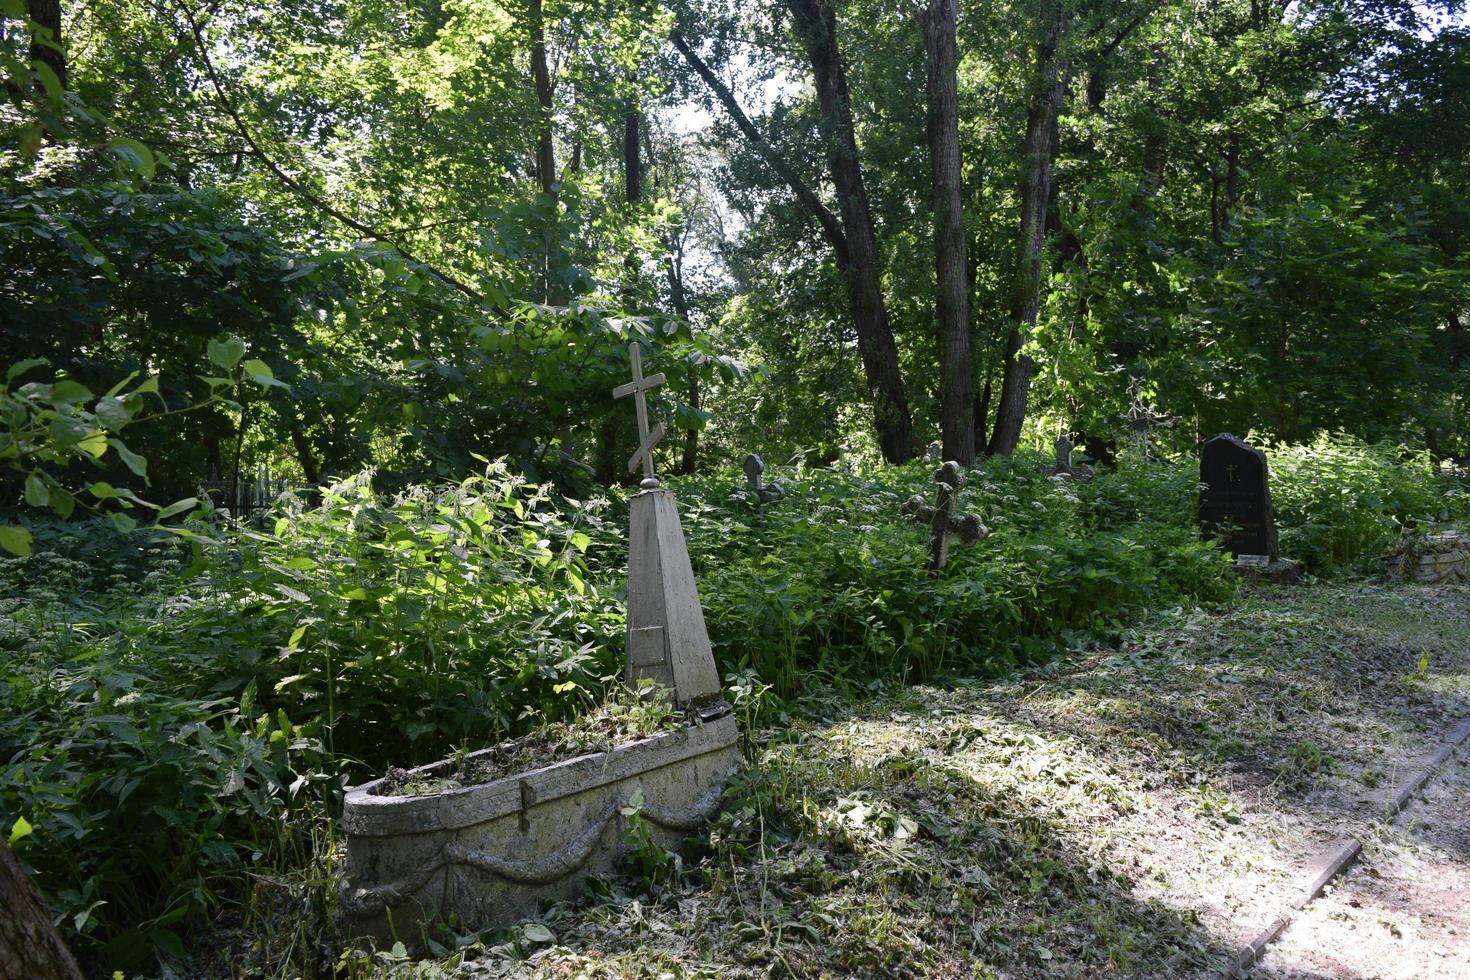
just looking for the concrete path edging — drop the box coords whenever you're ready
[1227,713,1470,977]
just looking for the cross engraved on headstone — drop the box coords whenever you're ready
[900,461,989,570]
[1199,433,1279,560]
[612,342,666,489]
[743,454,786,518]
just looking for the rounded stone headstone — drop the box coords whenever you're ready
[1199,434,1279,559]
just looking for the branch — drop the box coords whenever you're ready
[1096,3,1159,59]
[670,30,849,264]
[180,2,486,305]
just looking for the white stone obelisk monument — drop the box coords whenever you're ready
[612,342,722,704]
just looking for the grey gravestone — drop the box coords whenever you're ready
[1199,434,1278,560]
[901,461,989,570]
[743,454,786,517]
[612,342,722,703]
[1045,434,1094,481]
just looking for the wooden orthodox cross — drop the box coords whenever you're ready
[612,341,723,704]
[612,342,666,488]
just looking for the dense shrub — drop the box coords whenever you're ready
[1269,434,1470,571]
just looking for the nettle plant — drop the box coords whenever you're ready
[0,338,271,554]
[177,464,625,767]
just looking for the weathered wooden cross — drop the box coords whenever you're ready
[612,342,666,489]
[901,461,989,571]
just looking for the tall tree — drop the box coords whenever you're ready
[673,8,917,463]
[26,0,65,89]
[921,0,973,464]
[988,0,1067,456]
[787,0,916,462]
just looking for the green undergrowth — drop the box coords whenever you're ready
[0,443,1464,973]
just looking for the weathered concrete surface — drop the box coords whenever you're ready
[338,707,740,947]
[625,488,723,702]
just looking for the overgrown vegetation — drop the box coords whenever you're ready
[4,0,1470,975]
[3,442,1465,973]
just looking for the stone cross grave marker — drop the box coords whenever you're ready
[613,343,722,703]
[1045,434,1094,481]
[743,454,786,518]
[1199,433,1279,560]
[901,460,989,571]
[1124,387,1168,461]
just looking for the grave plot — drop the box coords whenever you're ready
[336,343,740,947]
[1200,433,1303,582]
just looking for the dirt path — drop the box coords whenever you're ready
[1253,748,1470,979]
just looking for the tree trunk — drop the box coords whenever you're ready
[0,838,84,980]
[973,372,993,459]
[787,0,915,463]
[665,235,700,475]
[27,0,66,89]
[988,0,1066,457]
[528,0,562,304]
[922,0,973,466]
[288,421,321,485]
[1224,131,1241,227]
[1136,42,1167,211]
[529,0,555,198]
[623,107,642,205]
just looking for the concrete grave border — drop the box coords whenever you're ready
[1229,713,1470,976]
[338,707,739,946]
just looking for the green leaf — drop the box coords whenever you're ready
[0,526,32,557]
[133,376,160,396]
[5,358,47,382]
[243,359,287,388]
[570,531,591,552]
[48,486,75,519]
[107,136,156,179]
[77,431,109,458]
[287,624,308,651]
[149,927,185,960]
[88,481,118,500]
[94,395,132,430]
[207,337,246,370]
[110,439,148,478]
[110,512,138,534]
[104,371,140,398]
[51,379,93,405]
[8,816,32,846]
[157,497,199,521]
[24,473,48,507]
[31,61,64,103]
[521,923,554,944]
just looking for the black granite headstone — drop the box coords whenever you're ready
[1199,434,1278,559]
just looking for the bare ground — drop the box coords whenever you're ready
[1254,748,1470,979]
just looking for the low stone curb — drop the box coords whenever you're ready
[1373,715,1470,818]
[1227,713,1470,977]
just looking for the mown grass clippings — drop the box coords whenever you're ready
[317,581,1467,980]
